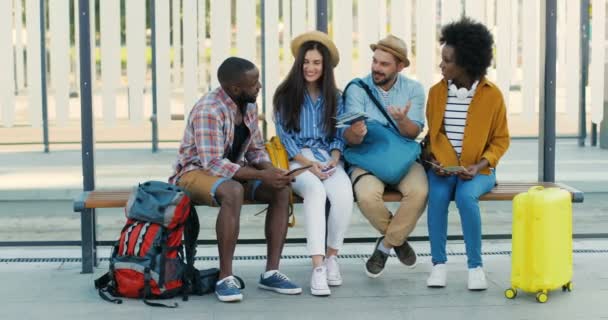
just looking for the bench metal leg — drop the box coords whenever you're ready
[81,208,97,273]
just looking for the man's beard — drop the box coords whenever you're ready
[372,72,396,87]
[234,92,257,106]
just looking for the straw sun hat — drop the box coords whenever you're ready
[290,30,340,67]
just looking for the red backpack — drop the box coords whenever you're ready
[94,181,222,308]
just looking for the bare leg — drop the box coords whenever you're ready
[214,181,244,279]
[312,255,324,268]
[255,184,291,271]
[326,247,338,257]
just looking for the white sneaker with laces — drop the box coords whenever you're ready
[426,264,447,288]
[467,266,488,290]
[310,266,331,296]
[325,255,343,286]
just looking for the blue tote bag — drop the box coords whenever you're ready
[343,80,421,185]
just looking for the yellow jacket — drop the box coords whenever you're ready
[425,77,510,175]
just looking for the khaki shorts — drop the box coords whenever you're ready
[176,169,261,206]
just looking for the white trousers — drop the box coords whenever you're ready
[289,149,354,256]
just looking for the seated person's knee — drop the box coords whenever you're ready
[216,180,245,206]
[274,185,292,201]
[454,191,477,207]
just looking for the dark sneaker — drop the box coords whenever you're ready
[258,271,302,295]
[365,237,389,278]
[394,240,417,268]
[215,276,243,302]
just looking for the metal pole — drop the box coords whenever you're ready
[579,0,590,147]
[539,0,556,182]
[78,0,97,274]
[591,122,598,146]
[40,0,49,153]
[261,0,267,138]
[316,0,328,32]
[150,0,159,152]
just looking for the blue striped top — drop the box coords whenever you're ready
[275,91,346,161]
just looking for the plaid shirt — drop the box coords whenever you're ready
[169,87,270,183]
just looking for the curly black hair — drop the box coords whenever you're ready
[439,17,494,79]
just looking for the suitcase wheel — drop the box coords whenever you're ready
[504,288,517,299]
[562,282,573,292]
[536,291,548,303]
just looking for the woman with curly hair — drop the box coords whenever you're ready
[273,31,353,296]
[424,17,510,290]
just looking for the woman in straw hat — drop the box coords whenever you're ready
[273,31,353,296]
[425,17,510,290]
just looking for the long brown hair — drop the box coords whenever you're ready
[273,41,339,135]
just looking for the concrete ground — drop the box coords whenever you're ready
[2,240,608,319]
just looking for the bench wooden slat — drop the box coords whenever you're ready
[75,182,583,210]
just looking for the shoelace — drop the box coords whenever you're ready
[273,271,290,281]
[223,277,241,289]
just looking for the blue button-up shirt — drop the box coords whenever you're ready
[343,74,426,130]
[275,91,346,161]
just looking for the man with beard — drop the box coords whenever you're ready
[343,35,429,278]
[169,57,302,302]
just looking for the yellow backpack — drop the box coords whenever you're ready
[264,136,296,227]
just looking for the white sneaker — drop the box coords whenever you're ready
[325,255,343,286]
[467,267,488,290]
[310,266,331,296]
[426,264,447,288]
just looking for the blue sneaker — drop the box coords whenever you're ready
[258,270,302,294]
[215,276,243,302]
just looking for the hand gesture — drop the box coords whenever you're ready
[387,101,411,123]
[259,167,293,189]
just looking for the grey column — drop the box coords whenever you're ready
[579,0,589,147]
[78,0,97,274]
[601,68,608,148]
[539,0,557,182]
[150,0,159,152]
[261,0,267,138]
[316,0,328,32]
[40,0,49,153]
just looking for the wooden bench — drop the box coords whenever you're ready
[73,182,583,273]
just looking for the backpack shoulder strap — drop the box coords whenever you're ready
[343,78,400,133]
[182,204,201,295]
[183,204,200,266]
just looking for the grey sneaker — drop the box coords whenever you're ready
[365,237,389,278]
[394,240,417,268]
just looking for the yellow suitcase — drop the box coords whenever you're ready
[505,186,573,303]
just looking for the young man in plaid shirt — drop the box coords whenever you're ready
[170,57,302,302]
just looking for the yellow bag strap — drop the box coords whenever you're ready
[262,136,296,228]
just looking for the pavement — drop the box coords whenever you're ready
[2,240,608,319]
